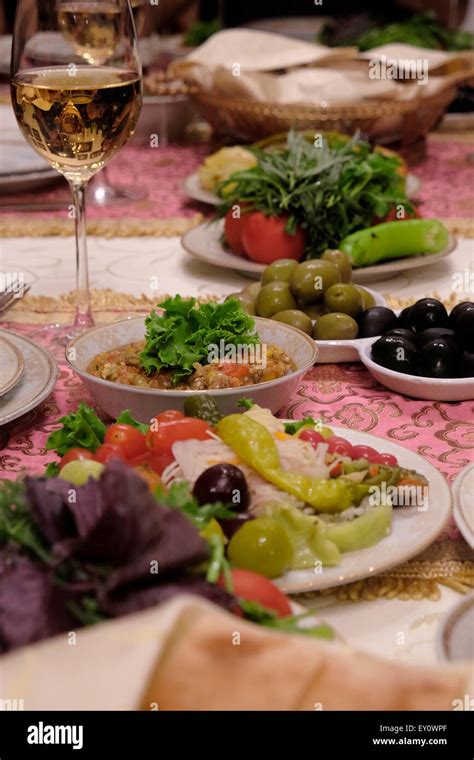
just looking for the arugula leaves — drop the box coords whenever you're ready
[216,131,412,258]
[155,481,236,530]
[115,410,148,435]
[239,599,335,639]
[45,402,106,456]
[0,480,53,563]
[139,296,258,382]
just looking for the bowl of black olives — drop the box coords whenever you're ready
[358,299,474,401]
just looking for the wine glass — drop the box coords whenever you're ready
[10,0,142,348]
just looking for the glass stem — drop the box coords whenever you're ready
[70,180,93,330]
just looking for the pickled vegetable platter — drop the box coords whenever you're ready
[41,397,451,595]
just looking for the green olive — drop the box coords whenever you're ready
[228,517,292,578]
[271,309,313,335]
[225,291,256,315]
[261,259,299,285]
[301,302,328,320]
[256,281,297,318]
[323,283,363,318]
[290,260,341,304]
[313,312,359,341]
[242,281,262,300]
[356,285,376,310]
[321,248,352,283]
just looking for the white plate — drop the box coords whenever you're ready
[358,338,474,402]
[453,464,474,549]
[436,593,474,662]
[0,108,59,194]
[183,172,422,206]
[276,425,452,593]
[0,336,24,397]
[181,220,457,284]
[0,330,58,426]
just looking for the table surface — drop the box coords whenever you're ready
[1,231,473,667]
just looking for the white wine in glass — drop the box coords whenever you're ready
[10,0,142,343]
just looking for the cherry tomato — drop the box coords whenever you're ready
[369,452,398,467]
[94,443,127,465]
[154,410,185,425]
[104,423,147,460]
[60,448,95,469]
[326,436,354,458]
[131,450,175,476]
[133,465,164,491]
[217,362,250,379]
[146,417,212,456]
[299,429,325,447]
[350,444,379,462]
[224,207,248,257]
[242,212,305,264]
[217,568,292,618]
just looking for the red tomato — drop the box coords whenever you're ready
[146,417,212,456]
[104,423,147,460]
[217,362,250,379]
[369,452,398,467]
[375,205,421,224]
[154,410,185,424]
[224,207,248,257]
[60,448,95,469]
[218,568,291,618]
[299,429,325,447]
[94,443,127,465]
[131,450,175,476]
[350,444,379,462]
[326,436,354,458]
[242,212,305,264]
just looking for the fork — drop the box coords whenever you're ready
[0,278,31,316]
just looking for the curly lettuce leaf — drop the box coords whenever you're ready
[45,402,106,456]
[140,296,259,383]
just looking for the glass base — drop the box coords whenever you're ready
[27,323,88,362]
[88,175,147,206]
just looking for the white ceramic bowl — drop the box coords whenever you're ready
[67,316,318,423]
[358,338,474,402]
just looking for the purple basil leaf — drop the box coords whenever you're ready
[0,546,76,653]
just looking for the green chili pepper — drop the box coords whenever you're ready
[216,415,363,513]
[339,219,449,268]
[324,505,392,552]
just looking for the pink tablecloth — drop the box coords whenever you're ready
[2,137,473,221]
[1,324,472,509]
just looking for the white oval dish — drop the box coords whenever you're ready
[181,219,457,284]
[0,335,24,398]
[436,593,474,662]
[276,424,452,593]
[452,463,474,549]
[358,338,474,402]
[67,316,318,423]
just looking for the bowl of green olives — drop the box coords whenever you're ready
[358,300,474,401]
[226,251,387,363]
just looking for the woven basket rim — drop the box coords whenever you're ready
[192,87,456,118]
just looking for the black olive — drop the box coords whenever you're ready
[448,301,474,331]
[385,328,417,343]
[407,298,448,332]
[460,352,474,378]
[219,514,254,540]
[358,307,398,338]
[416,338,458,379]
[371,335,417,374]
[398,305,413,329]
[415,327,458,351]
[457,309,474,352]
[193,463,250,511]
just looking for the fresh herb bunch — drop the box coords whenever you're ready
[321,12,474,52]
[216,131,412,258]
[140,295,258,382]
